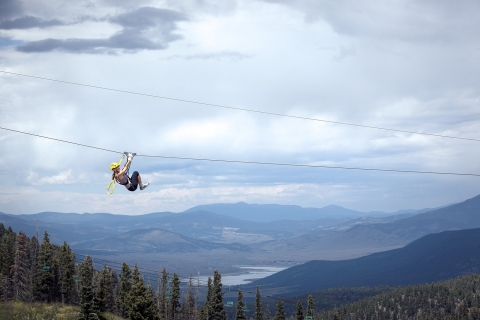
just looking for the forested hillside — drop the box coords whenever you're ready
[281,286,397,316]
[0,223,231,319]
[319,273,480,320]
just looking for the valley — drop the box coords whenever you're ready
[2,195,480,319]
[2,195,479,285]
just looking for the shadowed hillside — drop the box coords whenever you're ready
[248,228,480,296]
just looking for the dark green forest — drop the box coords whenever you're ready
[3,222,480,320]
[317,273,480,319]
[0,223,228,319]
[281,285,397,316]
[1,223,277,320]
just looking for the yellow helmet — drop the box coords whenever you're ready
[110,162,120,170]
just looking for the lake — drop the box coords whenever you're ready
[195,266,287,286]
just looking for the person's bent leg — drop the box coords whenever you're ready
[128,171,139,191]
[138,173,149,190]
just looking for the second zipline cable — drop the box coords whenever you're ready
[1,70,479,142]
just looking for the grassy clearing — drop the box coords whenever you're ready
[0,301,124,320]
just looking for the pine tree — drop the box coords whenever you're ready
[204,277,213,320]
[0,224,5,301]
[255,286,263,320]
[94,270,107,319]
[236,289,246,320]
[101,265,117,313]
[58,241,77,304]
[34,231,55,302]
[273,300,285,320]
[78,255,101,320]
[0,227,16,301]
[170,273,181,320]
[184,275,196,320]
[211,270,227,320]
[265,304,271,320]
[0,228,11,275]
[198,305,207,320]
[147,284,160,318]
[28,234,39,302]
[11,231,30,301]
[117,262,132,317]
[158,268,169,320]
[306,295,314,319]
[295,300,304,320]
[127,264,160,320]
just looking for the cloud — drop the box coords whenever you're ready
[0,16,65,29]
[1,0,480,215]
[0,0,22,21]
[164,51,253,61]
[26,170,88,185]
[110,6,185,29]
[265,0,480,43]
[16,7,187,54]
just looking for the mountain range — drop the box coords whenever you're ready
[0,203,425,246]
[0,196,478,261]
[255,194,480,260]
[2,195,480,296]
[184,202,439,222]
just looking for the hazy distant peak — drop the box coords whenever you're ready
[183,202,413,222]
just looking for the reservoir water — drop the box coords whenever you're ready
[196,266,287,286]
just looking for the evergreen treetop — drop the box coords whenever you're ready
[235,289,246,320]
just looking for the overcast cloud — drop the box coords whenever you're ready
[0,0,479,214]
[12,7,187,53]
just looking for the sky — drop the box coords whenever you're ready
[0,0,479,215]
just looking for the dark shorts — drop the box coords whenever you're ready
[127,171,139,191]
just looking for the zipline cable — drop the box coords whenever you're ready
[75,253,214,286]
[1,126,479,177]
[0,126,121,154]
[1,70,479,143]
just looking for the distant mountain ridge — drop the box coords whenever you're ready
[0,212,119,244]
[368,194,480,240]
[185,202,438,222]
[5,202,444,224]
[0,201,429,246]
[254,194,480,261]
[247,228,480,296]
[0,197,473,263]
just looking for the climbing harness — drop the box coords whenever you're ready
[106,152,135,194]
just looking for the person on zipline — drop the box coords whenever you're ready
[110,152,149,191]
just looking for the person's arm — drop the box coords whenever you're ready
[118,153,133,176]
[118,159,131,175]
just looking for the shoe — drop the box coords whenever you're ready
[140,183,149,190]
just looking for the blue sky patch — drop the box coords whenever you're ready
[0,37,23,48]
